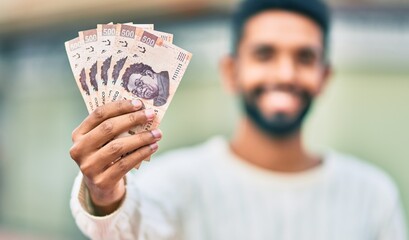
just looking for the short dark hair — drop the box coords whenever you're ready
[122,63,155,92]
[232,0,331,60]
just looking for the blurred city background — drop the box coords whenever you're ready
[0,0,408,239]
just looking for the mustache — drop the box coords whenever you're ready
[247,84,312,102]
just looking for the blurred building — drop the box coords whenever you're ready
[0,0,408,238]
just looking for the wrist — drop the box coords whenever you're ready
[85,177,126,216]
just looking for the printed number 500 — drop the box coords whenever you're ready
[141,36,155,47]
[121,30,135,38]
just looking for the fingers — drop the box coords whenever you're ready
[72,100,143,141]
[69,99,162,207]
[83,108,156,149]
[89,129,162,173]
[72,127,161,198]
[101,143,159,186]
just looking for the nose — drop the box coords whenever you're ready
[271,55,296,84]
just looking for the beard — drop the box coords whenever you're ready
[241,84,313,138]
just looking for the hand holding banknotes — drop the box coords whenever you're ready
[66,22,191,215]
[70,99,162,215]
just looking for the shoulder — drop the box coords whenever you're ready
[327,150,400,203]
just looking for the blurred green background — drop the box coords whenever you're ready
[0,0,408,238]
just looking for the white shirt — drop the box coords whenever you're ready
[71,136,407,240]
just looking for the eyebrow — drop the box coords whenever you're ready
[298,46,321,55]
[252,44,275,53]
[250,44,322,57]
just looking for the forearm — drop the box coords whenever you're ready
[71,171,179,240]
[71,172,139,239]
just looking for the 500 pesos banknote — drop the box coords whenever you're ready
[105,24,175,103]
[97,23,155,106]
[65,37,95,113]
[65,23,192,139]
[117,28,192,133]
[78,29,100,109]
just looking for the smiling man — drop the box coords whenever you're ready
[69,0,407,239]
[235,10,322,137]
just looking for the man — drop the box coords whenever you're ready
[121,63,170,107]
[69,0,407,239]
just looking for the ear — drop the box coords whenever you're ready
[316,63,333,96]
[219,55,238,94]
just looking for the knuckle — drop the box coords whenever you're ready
[71,128,79,142]
[93,106,105,120]
[116,159,128,173]
[79,162,94,177]
[116,101,125,111]
[100,121,114,135]
[108,141,123,155]
[69,144,81,161]
[128,113,138,124]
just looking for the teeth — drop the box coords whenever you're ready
[260,90,300,113]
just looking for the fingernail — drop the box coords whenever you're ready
[131,99,142,108]
[151,129,162,139]
[150,142,158,151]
[145,109,155,120]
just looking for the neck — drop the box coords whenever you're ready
[230,117,321,172]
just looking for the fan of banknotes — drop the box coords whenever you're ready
[65,23,192,134]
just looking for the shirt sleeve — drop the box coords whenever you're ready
[377,197,408,240]
[70,171,180,240]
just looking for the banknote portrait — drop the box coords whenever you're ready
[89,62,98,91]
[79,68,90,95]
[101,56,112,86]
[112,57,127,85]
[122,63,170,106]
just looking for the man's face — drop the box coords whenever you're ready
[128,70,159,100]
[232,10,329,137]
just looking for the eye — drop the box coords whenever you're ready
[296,48,318,66]
[135,80,143,87]
[253,45,275,61]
